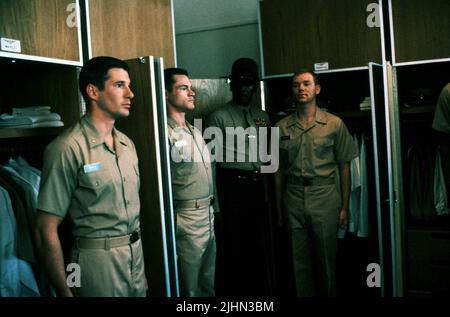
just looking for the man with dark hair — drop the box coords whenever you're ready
[165,67,216,296]
[275,70,357,296]
[206,58,272,295]
[35,56,147,297]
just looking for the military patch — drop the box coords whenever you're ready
[255,118,268,126]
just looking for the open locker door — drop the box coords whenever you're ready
[369,62,403,297]
[115,56,178,297]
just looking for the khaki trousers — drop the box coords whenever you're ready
[70,239,147,297]
[284,183,340,297]
[176,205,216,297]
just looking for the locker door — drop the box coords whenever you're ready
[116,56,179,297]
[369,62,403,296]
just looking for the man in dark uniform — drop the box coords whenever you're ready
[206,58,273,295]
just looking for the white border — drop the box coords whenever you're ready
[84,0,93,59]
[0,51,82,66]
[262,66,369,79]
[170,0,178,66]
[388,0,396,66]
[369,62,386,298]
[257,0,266,78]
[148,56,173,297]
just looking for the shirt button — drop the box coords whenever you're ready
[95,181,100,186]
[123,177,126,182]
[126,200,130,205]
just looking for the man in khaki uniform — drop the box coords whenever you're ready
[432,83,450,200]
[35,56,146,297]
[206,58,272,295]
[165,68,216,297]
[275,70,357,296]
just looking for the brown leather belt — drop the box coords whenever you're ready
[75,230,140,250]
[174,196,214,209]
[286,176,335,186]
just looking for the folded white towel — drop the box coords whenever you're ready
[0,113,62,127]
[12,106,51,116]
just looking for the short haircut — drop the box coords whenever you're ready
[292,69,319,85]
[79,56,130,105]
[164,68,189,91]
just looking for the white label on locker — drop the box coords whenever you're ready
[314,62,329,71]
[1,38,21,53]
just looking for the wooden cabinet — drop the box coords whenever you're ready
[86,0,175,67]
[0,0,82,64]
[389,0,450,64]
[0,58,82,139]
[259,0,382,76]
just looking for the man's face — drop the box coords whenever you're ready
[292,73,321,105]
[232,79,257,107]
[166,74,195,112]
[95,68,134,119]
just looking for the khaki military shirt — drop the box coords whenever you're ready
[432,83,450,134]
[168,117,214,201]
[37,115,141,238]
[276,108,358,179]
[206,101,270,171]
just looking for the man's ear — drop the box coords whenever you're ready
[315,84,321,95]
[86,84,99,101]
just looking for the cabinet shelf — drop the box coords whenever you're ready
[0,127,64,139]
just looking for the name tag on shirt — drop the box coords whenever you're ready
[174,140,187,148]
[83,162,102,174]
[281,135,291,140]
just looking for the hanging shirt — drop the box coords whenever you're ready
[432,83,450,133]
[5,157,40,199]
[434,148,450,216]
[0,186,40,297]
[348,134,362,234]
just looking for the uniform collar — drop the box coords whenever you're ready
[286,107,328,128]
[167,116,193,130]
[81,115,127,149]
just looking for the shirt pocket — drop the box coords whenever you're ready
[77,169,112,206]
[313,137,334,161]
[280,135,299,168]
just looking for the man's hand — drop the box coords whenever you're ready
[338,208,348,228]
